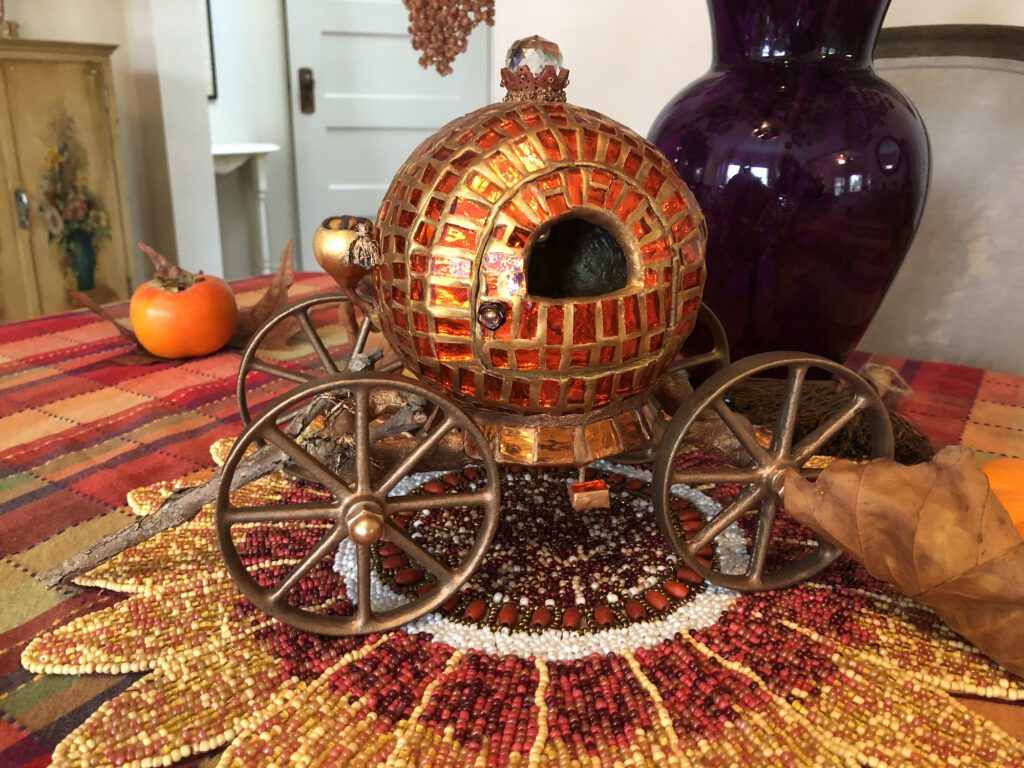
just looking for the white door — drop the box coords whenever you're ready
[286,0,491,267]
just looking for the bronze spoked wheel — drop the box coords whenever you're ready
[236,293,369,426]
[216,373,501,636]
[668,303,730,378]
[652,352,894,592]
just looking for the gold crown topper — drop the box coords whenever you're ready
[500,35,570,103]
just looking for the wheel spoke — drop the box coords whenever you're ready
[353,386,372,493]
[375,416,456,496]
[791,396,867,466]
[296,310,339,374]
[259,425,352,501]
[269,525,346,603]
[355,542,372,624]
[250,359,314,385]
[351,315,373,358]
[672,350,722,371]
[746,494,779,580]
[387,489,491,514]
[712,398,771,466]
[687,484,765,551]
[671,467,760,486]
[772,365,808,457]
[224,502,336,525]
[384,522,453,581]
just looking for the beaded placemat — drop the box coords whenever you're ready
[22,439,1024,767]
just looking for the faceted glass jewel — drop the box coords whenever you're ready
[506,35,563,75]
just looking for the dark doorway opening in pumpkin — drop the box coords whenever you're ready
[526,215,628,299]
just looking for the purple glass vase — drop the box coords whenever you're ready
[650,0,929,363]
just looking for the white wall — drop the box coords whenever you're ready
[207,0,298,279]
[6,0,222,278]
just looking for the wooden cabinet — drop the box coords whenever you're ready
[0,40,133,322]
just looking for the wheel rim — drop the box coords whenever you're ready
[653,352,894,592]
[668,303,730,378]
[217,373,501,636]
[236,293,361,425]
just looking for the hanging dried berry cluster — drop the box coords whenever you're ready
[404,0,494,75]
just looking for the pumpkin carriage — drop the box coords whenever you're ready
[216,38,894,636]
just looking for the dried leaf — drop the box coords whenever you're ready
[229,243,296,349]
[785,446,1024,678]
[138,242,185,281]
[69,290,138,345]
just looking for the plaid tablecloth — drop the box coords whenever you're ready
[0,273,1021,765]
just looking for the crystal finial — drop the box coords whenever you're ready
[506,35,563,75]
[501,35,569,103]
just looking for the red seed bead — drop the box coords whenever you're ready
[663,580,690,599]
[561,607,581,629]
[625,599,647,621]
[423,480,446,493]
[442,473,461,487]
[442,594,460,613]
[377,542,402,557]
[594,605,615,627]
[464,599,487,622]
[645,590,669,611]
[463,467,478,480]
[394,567,424,586]
[676,566,704,585]
[497,604,518,627]
[530,607,552,628]
[381,555,408,570]
[416,580,436,596]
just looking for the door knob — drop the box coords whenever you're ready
[299,67,315,114]
[14,189,29,229]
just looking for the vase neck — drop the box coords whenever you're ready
[708,0,890,67]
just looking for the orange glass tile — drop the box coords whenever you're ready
[539,379,561,408]
[591,168,613,187]
[433,146,454,162]
[430,284,470,308]
[566,169,584,206]
[615,190,644,221]
[379,201,391,223]
[616,370,636,396]
[570,349,591,367]
[410,251,428,273]
[490,348,510,368]
[399,209,416,228]
[545,193,570,216]
[663,286,673,320]
[536,426,576,464]
[601,299,618,337]
[456,129,475,145]
[623,151,643,176]
[409,187,423,206]
[650,332,664,352]
[432,255,473,279]
[605,139,621,164]
[681,296,700,316]
[392,261,406,279]
[503,202,535,229]
[519,301,539,339]
[537,173,562,192]
[459,368,476,396]
[413,312,428,332]
[644,268,658,288]
[632,218,652,240]
[436,342,472,362]
[451,197,490,225]
[546,305,564,344]
[477,130,502,150]
[414,221,436,247]
[573,303,596,344]
[682,267,701,289]
[622,337,639,360]
[520,105,543,127]
[661,193,687,216]
[392,308,408,329]
[558,128,579,160]
[415,336,434,358]
[600,345,615,364]
[567,378,586,404]
[485,275,500,296]
[418,361,437,381]
[394,235,406,254]
[515,348,540,370]
[392,285,407,305]
[424,197,444,221]
[582,129,599,161]
[495,312,513,340]
[537,130,562,161]
[664,265,674,283]
[623,294,640,333]
[587,187,607,207]
[510,380,531,407]
[438,171,459,194]
[643,168,665,196]
[572,479,608,494]
[452,150,479,171]
[467,172,503,203]
[438,364,454,389]
[484,373,503,400]
[545,104,569,125]
[500,116,525,136]
[593,376,613,406]
[605,179,625,210]
[511,137,546,172]
[640,238,670,264]
[508,227,531,248]
[440,224,478,250]
[394,182,407,199]
[646,291,660,326]
[390,204,402,226]
[498,425,536,463]
[681,243,701,265]
[420,165,437,185]
[436,317,471,337]
[409,279,424,302]
[672,217,696,240]
[545,349,562,369]
[488,152,523,186]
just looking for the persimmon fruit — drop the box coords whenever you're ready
[981,458,1024,537]
[130,272,238,359]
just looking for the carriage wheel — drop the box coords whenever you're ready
[236,293,371,425]
[216,373,501,636]
[652,352,894,592]
[668,303,730,378]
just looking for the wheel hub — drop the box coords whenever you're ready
[346,499,385,545]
